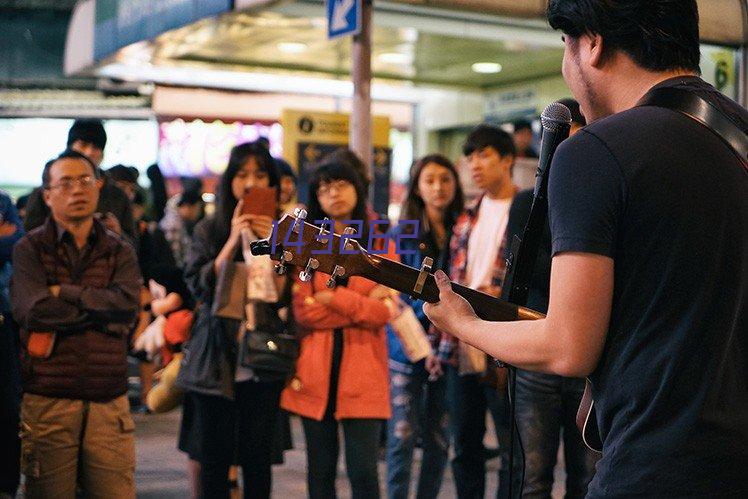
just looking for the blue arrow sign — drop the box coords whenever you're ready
[326,0,361,39]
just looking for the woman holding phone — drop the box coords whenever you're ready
[386,154,464,499]
[281,160,396,498]
[177,141,293,499]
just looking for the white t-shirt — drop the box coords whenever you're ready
[465,196,512,290]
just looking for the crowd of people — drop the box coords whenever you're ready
[0,105,599,499]
[2,1,747,498]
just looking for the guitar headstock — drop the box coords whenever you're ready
[249,210,378,287]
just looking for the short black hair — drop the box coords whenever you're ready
[557,98,587,127]
[512,119,533,133]
[178,189,203,207]
[67,119,107,150]
[107,164,139,184]
[15,193,30,211]
[547,0,700,73]
[463,124,516,158]
[42,149,99,188]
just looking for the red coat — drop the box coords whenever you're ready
[281,263,395,421]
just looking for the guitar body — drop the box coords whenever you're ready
[576,379,602,453]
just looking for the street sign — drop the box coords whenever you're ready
[326,0,361,39]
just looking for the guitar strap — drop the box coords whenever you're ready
[638,87,748,170]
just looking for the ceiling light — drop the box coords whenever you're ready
[378,52,413,65]
[471,62,503,74]
[277,42,308,54]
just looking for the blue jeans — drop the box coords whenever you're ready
[515,370,599,498]
[446,366,511,499]
[386,362,449,499]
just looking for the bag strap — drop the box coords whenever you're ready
[638,87,748,170]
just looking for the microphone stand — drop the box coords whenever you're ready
[499,104,571,498]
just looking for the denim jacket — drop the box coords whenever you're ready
[386,220,450,372]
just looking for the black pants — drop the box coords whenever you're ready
[180,380,284,499]
[301,415,382,499]
[301,328,382,498]
[446,367,511,499]
[0,313,20,496]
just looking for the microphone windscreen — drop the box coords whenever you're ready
[541,102,572,132]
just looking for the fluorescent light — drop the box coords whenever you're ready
[277,42,308,54]
[378,52,413,65]
[471,62,502,74]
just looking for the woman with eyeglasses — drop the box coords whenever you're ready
[281,160,397,499]
[176,141,294,499]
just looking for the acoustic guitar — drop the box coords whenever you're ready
[250,211,602,452]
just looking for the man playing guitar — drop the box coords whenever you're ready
[424,1,747,497]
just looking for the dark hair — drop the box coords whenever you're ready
[42,149,99,188]
[547,0,700,73]
[512,119,533,133]
[557,98,587,126]
[401,154,465,234]
[276,158,297,182]
[107,164,139,184]
[132,190,146,206]
[306,160,371,241]
[324,148,370,195]
[463,124,516,158]
[214,141,280,244]
[16,193,30,211]
[178,189,203,207]
[67,119,107,150]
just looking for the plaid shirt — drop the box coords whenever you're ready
[435,189,517,364]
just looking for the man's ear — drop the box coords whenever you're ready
[588,33,605,68]
[42,188,51,208]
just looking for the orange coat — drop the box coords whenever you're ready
[281,265,394,421]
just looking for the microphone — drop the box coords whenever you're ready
[534,102,572,198]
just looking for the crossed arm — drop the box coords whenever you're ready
[423,252,613,377]
[11,238,141,333]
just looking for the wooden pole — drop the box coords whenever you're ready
[350,0,373,177]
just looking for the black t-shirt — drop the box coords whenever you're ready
[549,76,748,498]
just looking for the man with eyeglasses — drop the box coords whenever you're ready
[23,119,136,238]
[10,150,141,498]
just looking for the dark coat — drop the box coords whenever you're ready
[11,218,141,401]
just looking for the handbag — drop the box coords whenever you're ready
[240,325,299,376]
[211,260,247,320]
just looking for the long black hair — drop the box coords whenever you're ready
[306,160,370,242]
[400,154,464,234]
[214,141,279,244]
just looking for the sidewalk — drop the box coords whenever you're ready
[134,410,566,497]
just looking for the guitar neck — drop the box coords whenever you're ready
[360,255,544,322]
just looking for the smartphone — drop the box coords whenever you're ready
[242,187,277,219]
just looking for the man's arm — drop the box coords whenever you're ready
[11,238,94,331]
[58,243,142,325]
[424,252,612,377]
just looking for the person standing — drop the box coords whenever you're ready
[11,150,141,498]
[435,125,518,499]
[282,160,396,499]
[0,190,24,498]
[385,154,464,499]
[24,119,135,238]
[177,141,292,499]
[424,1,748,497]
[505,99,599,498]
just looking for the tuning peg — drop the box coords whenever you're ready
[299,257,319,282]
[274,251,294,275]
[326,265,346,289]
[342,226,357,251]
[293,207,308,220]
